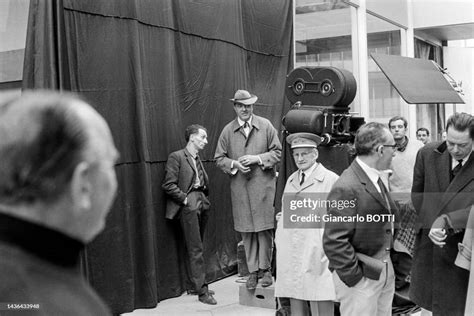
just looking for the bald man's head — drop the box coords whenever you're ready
[0,91,92,204]
[0,90,118,242]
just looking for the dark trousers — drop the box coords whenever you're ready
[178,190,210,295]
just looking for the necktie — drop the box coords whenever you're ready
[452,159,463,179]
[378,177,394,234]
[195,156,205,187]
[243,122,250,137]
[377,177,390,210]
[300,172,305,186]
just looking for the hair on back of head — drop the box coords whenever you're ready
[0,90,89,205]
[355,122,390,156]
[446,112,474,139]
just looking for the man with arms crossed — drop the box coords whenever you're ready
[388,116,424,290]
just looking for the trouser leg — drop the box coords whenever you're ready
[309,301,334,316]
[180,205,206,294]
[198,197,210,241]
[257,229,274,271]
[241,232,258,273]
[377,260,395,316]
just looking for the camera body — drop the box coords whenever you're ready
[284,67,365,145]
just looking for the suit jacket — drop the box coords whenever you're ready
[323,160,397,287]
[410,141,474,314]
[162,148,209,219]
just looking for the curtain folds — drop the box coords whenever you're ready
[23,0,292,313]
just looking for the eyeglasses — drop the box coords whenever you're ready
[381,144,398,149]
[292,151,314,159]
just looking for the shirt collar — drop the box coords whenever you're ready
[185,147,198,159]
[356,157,385,191]
[452,150,472,167]
[300,161,319,179]
[237,116,252,127]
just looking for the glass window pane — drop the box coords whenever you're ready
[294,0,355,109]
[367,13,402,121]
[295,0,353,71]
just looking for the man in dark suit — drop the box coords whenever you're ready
[0,91,117,315]
[323,122,398,316]
[162,124,216,305]
[410,112,474,316]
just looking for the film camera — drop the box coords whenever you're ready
[283,67,365,145]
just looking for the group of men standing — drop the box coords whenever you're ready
[162,89,282,304]
[0,88,472,315]
[162,88,474,315]
[325,113,474,316]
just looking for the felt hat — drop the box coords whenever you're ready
[230,89,258,105]
[286,132,322,149]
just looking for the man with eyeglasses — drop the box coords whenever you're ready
[323,122,398,316]
[214,89,281,290]
[274,132,338,316]
[410,112,474,316]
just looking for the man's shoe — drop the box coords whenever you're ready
[246,272,258,290]
[198,292,217,305]
[187,289,215,295]
[261,270,273,287]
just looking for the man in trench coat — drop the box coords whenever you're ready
[410,112,474,315]
[214,89,281,290]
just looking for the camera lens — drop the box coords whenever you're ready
[293,80,305,95]
[320,80,333,96]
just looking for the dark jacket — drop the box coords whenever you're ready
[323,160,397,287]
[162,148,209,219]
[0,214,111,316]
[410,141,474,315]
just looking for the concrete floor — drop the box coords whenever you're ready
[122,275,423,316]
[122,275,276,316]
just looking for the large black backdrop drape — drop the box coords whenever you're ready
[23,0,292,313]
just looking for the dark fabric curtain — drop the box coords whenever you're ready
[414,38,445,141]
[23,0,293,313]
